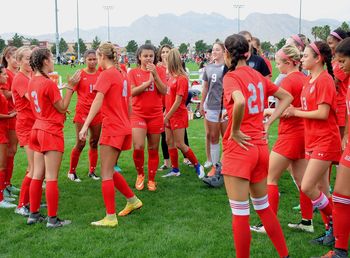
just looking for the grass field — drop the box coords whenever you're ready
[0,62,335,258]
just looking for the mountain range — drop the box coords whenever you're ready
[1,12,348,46]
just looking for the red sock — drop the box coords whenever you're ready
[113,172,134,199]
[29,179,43,213]
[69,148,82,173]
[184,148,198,167]
[89,148,98,173]
[267,184,279,215]
[18,175,32,208]
[333,192,350,251]
[102,179,115,215]
[148,149,159,181]
[312,192,333,229]
[299,190,313,220]
[168,148,179,169]
[5,156,14,186]
[0,169,5,202]
[46,180,59,217]
[133,149,144,176]
[252,196,289,257]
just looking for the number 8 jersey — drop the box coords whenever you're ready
[223,66,278,145]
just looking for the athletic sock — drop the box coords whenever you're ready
[332,192,350,251]
[102,179,115,215]
[46,180,59,217]
[29,179,43,213]
[229,199,250,258]
[133,149,144,176]
[168,148,179,169]
[183,148,199,167]
[0,169,5,202]
[299,188,313,220]
[69,148,82,174]
[251,195,289,257]
[88,148,98,173]
[267,184,279,215]
[148,149,159,181]
[5,156,14,186]
[113,172,134,199]
[312,192,333,229]
[210,143,220,165]
[18,175,32,208]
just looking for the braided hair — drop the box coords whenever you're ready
[308,41,334,79]
[224,34,249,72]
[98,42,121,72]
[29,48,51,79]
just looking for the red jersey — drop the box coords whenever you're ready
[301,70,341,152]
[12,71,34,122]
[0,69,16,112]
[333,61,349,107]
[262,56,272,75]
[74,70,101,115]
[128,67,165,118]
[0,92,9,131]
[28,76,65,136]
[223,66,279,146]
[165,74,189,120]
[278,71,305,138]
[94,67,131,136]
[345,81,350,135]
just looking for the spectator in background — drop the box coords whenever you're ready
[252,37,272,77]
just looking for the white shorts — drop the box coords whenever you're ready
[205,109,227,123]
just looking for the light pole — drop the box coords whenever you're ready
[103,5,114,42]
[298,0,302,34]
[233,3,244,33]
[76,0,80,61]
[54,0,59,63]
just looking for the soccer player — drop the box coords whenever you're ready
[11,47,35,216]
[27,48,79,228]
[199,42,227,177]
[0,64,17,208]
[284,41,341,246]
[1,46,19,198]
[68,49,101,182]
[79,42,142,227]
[129,44,167,191]
[222,34,292,258]
[164,49,205,179]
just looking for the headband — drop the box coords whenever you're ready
[276,49,291,61]
[309,42,321,56]
[331,31,343,41]
[291,34,305,48]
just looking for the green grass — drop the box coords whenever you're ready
[0,63,335,258]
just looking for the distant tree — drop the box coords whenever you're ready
[11,33,24,47]
[126,40,138,54]
[311,26,321,40]
[215,38,221,43]
[59,38,68,53]
[159,36,174,48]
[92,36,101,50]
[275,38,286,50]
[318,25,331,41]
[51,44,57,55]
[145,39,152,45]
[340,21,350,32]
[0,38,6,53]
[179,43,188,55]
[28,38,39,46]
[195,40,209,54]
[74,38,87,56]
[261,41,273,53]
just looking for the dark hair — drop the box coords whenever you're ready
[335,38,350,57]
[0,64,5,72]
[224,34,249,72]
[1,46,17,68]
[329,28,350,42]
[136,44,157,66]
[29,48,51,79]
[238,31,253,39]
[308,41,334,78]
[157,44,172,63]
[83,49,96,60]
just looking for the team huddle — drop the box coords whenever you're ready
[1,28,350,258]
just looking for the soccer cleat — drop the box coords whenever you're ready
[15,206,30,217]
[4,196,16,202]
[7,184,20,194]
[91,214,118,227]
[27,212,46,225]
[147,181,157,191]
[310,232,327,245]
[47,216,71,228]
[113,165,122,173]
[207,166,216,177]
[67,173,81,182]
[195,164,205,179]
[183,158,193,167]
[322,226,335,246]
[4,188,17,198]
[288,220,314,233]
[158,164,169,171]
[0,200,17,208]
[203,160,213,169]
[162,168,181,177]
[292,204,301,210]
[88,172,100,180]
[250,223,266,234]
[135,175,145,190]
[317,249,348,258]
[118,198,143,217]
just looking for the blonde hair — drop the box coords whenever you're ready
[1,46,17,67]
[167,48,186,77]
[16,46,31,62]
[98,42,120,71]
[278,45,301,66]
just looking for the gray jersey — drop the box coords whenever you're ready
[202,64,224,110]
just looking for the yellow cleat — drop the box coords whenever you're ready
[135,175,145,191]
[118,198,143,217]
[147,181,157,191]
[91,214,118,227]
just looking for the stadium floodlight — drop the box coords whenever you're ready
[299,0,302,34]
[54,0,60,63]
[103,5,114,42]
[76,0,80,61]
[233,2,244,33]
